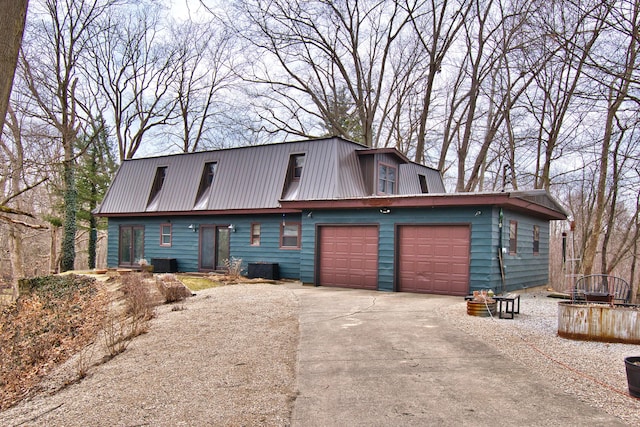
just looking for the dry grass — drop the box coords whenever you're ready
[0,272,174,410]
[0,275,108,410]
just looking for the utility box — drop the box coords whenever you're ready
[247,262,279,280]
[151,258,178,273]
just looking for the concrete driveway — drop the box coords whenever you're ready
[288,285,626,427]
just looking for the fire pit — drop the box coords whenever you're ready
[557,301,640,344]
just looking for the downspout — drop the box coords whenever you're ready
[498,208,506,294]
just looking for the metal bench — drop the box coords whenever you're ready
[573,274,630,304]
[493,294,520,319]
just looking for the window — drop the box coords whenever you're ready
[509,221,518,254]
[290,154,305,180]
[378,163,397,194]
[282,154,306,200]
[194,162,217,209]
[147,166,167,211]
[160,223,172,247]
[281,223,301,248]
[251,223,261,246]
[533,225,540,255]
[119,225,144,266]
[418,174,428,193]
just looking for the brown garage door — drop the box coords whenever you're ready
[398,225,470,295]
[317,225,378,290]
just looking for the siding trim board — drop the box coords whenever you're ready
[280,191,567,220]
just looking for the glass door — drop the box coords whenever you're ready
[215,226,230,270]
[199,225,215,271]
[119,225,144,267]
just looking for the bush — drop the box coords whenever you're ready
[155,274,192,303]
[120,274,155,322]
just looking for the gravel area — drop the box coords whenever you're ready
[1,284,639,426]
[0,283,299,426]
[437,291,640,425]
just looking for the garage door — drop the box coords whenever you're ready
[317,225,378,290]
[398,225,470,295]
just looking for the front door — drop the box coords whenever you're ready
[199,225,230,271]
[215,227,230,270]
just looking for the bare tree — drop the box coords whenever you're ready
[20,0,117,271]
[169,19,238,152]
[407,0,472,164]
[229,0,415,147]
[525,1,611,191]
[581,0,638,275]
[86,2,179,160]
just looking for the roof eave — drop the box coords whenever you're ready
[280,192,568,220]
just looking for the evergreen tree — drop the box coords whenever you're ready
[76,120,117,269]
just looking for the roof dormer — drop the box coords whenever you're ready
[194,162,217,209]
[146,166,167,211]
[281,153,305,200]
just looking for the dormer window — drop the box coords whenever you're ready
[282,153,306,200]
[418,174,428,193]
[291,154,305,180]
[194,162,217,209]
[378,163,396,195]
[146,166,167,211]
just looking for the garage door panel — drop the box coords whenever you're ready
[398,225,470,296]
[318,226,378,290]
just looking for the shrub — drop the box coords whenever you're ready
[155,274,192,303]
[224,257,244,279]
[120,273,155,322]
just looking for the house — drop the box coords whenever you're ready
[95,136,567,296]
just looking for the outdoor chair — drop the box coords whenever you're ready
[573,274,631,304]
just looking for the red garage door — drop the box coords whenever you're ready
[398,225,470,295]
[318,225,378,290]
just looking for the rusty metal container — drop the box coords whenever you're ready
[467,300,496,317]
[557,302,640,344]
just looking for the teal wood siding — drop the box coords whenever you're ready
[499,209,550,291]
[107,214,302,278]
[106,207,552,293]
[300,206,495,292]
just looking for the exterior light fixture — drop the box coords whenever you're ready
[188,224,198,232]
[379,208,391,214]
[228,224,236,232]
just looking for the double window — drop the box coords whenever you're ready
[160,223,172,247]
[281,222,301,249]
[378,163,397,195]
[251,223,261,246]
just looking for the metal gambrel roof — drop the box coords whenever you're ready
[96,137,446,216]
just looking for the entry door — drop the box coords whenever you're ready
[215,227,230,270]
[199,225,230,271]
[199,225,215,271]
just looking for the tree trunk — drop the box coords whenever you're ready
[8,224,24,300]
[60,155,77,272]
[0,0,29,135]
